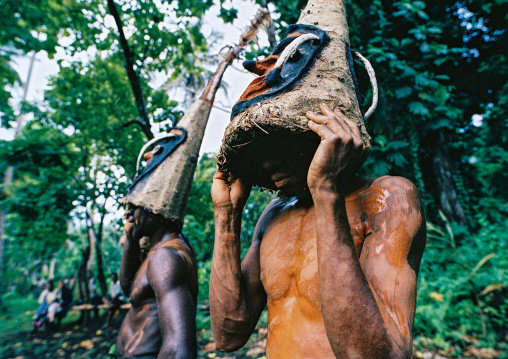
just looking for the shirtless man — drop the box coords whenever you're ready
[116,204,198,359]
[210,104,426,358]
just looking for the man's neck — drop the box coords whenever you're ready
[149,227,179,249]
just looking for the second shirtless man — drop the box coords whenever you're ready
[117,127,199,359]
[209,104,426,358]
[116,204,198,359]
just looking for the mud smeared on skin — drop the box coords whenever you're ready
[116,234,198,358]
[257,176,425,358]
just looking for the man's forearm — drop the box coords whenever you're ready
[312,189,393,358]
[119,238,141,296]
[210,207,250,350]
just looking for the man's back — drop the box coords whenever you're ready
[116,232,198,359]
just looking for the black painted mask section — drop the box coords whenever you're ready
[128,127,187,191]
[231,24,330,119]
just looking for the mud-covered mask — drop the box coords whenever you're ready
[231,24,330,119]
[128,127,187,191]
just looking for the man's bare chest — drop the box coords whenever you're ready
[129,261,155,307]
[259,204,366,303]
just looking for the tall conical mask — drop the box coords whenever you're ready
[122,99,212,229]
[122,9,271,229]
[219,0,374,187]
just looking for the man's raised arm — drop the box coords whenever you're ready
[209,170,267,351]
[120,206,141,296]
[307,104,426,358]
[147,247,197,359]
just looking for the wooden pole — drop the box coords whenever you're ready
[122,9,271,227]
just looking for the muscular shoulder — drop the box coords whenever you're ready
[361,176,426,252]
[147,242,191,291]
[362,176,423,215]
[253,198,294,242]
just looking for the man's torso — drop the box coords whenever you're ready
[259,176,391,358]
[116,237,198,358]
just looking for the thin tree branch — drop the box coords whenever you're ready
[107,0,153,140]
[259,0,277,50]
[116,119,146,131]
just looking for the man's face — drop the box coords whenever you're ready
[125,205,158,240]
[261,156,308,198]
[257,138,315,198]
[111,273,118,282]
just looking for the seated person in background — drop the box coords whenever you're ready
[102,272,126,327]
[90,288,103,319]
[32,281,57,332]
[47,279,73,328]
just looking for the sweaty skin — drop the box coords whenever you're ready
[116,206,198,359]
[209,104,426,358]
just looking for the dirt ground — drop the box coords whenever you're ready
[0,307,503,359]
[0,308,268,359]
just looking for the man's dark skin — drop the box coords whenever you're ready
[116,205,198,359]
[210,104,426,358]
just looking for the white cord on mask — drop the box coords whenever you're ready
[135,133,176,175]
[273,33,320,69]
[352,51,378,120]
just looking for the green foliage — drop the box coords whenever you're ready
[346,0,507,226]
[0,293,38,338]
[415,214,508,355]
[0,124,80,271]
[1,0,226,294]
[218,3,238,24]
[1,1,507,356]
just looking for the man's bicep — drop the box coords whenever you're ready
[359,177,426,352]
[148,250,197,357]
[156,285,197,357]
[241,238,267,327]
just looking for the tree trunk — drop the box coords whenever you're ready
[76,247,91,324]
[433,132,468,228]
[107,0,153,140]
[48,258,56,280]
[77,247,91,302]
[95,243,107,296]
[94,210,108,296]
[0,52,36,303]
[86,225,95,272]
[86,210,108,295]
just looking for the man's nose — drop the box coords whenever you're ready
[262,158,283,171]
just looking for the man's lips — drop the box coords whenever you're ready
[271,173,291,187]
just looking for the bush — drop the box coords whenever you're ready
[414,212,508,356]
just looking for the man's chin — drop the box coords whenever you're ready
[278,186,312,204]
[132,229,147,242]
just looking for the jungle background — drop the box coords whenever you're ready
[0,0,507,358]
